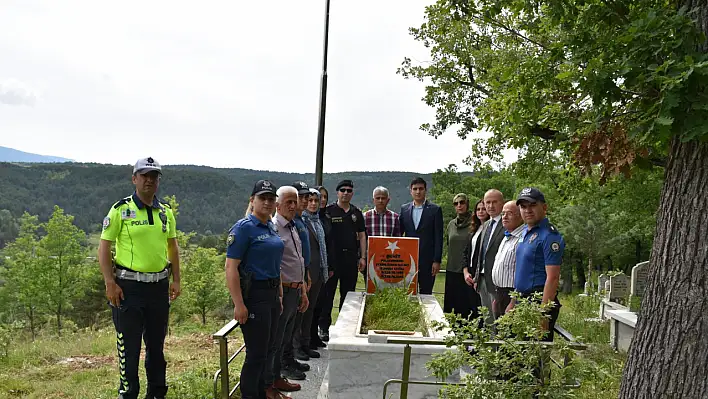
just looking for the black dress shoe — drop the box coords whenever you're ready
[286,359,310,371]
[282,365,306,381]
[294,348,310,361]
[320,330,330,342]
[311,335,327,348]
[305,348,321,358]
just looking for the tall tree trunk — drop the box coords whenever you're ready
[575,254,586,289]
[29,305,35,341]
[202,309,207,326]
[619,137,708,397]
[635,239,642,265]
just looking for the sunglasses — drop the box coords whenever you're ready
[453,201,466,206]
[339,188,353,193]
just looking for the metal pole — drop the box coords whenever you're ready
[314,0,331,186]
[219,338,229,398]
[400,344,412,399]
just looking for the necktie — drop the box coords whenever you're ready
[504,230,512,237]
[481,219,496,261]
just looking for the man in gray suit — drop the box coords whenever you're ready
[473,189,504,324]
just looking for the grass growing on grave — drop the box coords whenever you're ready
[361,288,426,334]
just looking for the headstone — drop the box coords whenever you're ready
[584,282,590,295]
[598,274,608,294]
[608,273,630,302]
[631,261,650,297]
[604,280,611,300]
[366,236,419,295]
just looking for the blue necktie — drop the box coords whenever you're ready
[504,230,512,237]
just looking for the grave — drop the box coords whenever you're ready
[324,291,452,399]
[629,261,649,311]
[322,235,454,398]
[598,267,645,352]
[597,274,608,295]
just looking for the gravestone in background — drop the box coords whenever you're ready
[608,273,630,304]
[629,261,650,312]
[598,274,609,295]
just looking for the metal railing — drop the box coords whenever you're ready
[212,320,245,399]
[382,326,587,399]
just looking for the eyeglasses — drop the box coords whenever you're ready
[453,201,466,206]
[339,188,353,193]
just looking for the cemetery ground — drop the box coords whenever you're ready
[0,274,624,399]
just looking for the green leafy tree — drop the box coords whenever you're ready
[181,247,227,325]
[401,0,708,395]
[0,209,19,249]
[37,206,87,335]
[1,213,44,339]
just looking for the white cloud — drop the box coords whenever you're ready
[0,79,39,106]
[0,0,513,173]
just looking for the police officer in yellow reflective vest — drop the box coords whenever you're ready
[98,157,181,399]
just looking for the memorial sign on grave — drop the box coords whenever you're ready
[609,273,630,302]
[598,274,608,294]
[631,261,650,297]
[366,236,419,295]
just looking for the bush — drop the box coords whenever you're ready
[428,294,589,398]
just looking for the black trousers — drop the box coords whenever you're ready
[418,265,436,295]
[521,288,561,342]
[239,283,280,399]
[111,278,170,399]
[318,251,358,331]
[294,270,323,350]
[443,271,480,319]
[270,287,300,380]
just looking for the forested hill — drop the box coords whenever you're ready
[0,162,434,234]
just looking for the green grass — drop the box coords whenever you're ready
[0,320,240,399]
[556,293,626,399]
[361,288,424,334]
[0,276,624,399]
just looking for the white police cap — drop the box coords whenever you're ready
[133,157,162,175]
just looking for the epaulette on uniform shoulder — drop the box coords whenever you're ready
[159,200,172,209]
[113,196,133,209]
[548,223,558,233]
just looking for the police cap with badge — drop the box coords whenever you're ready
[133,157,162,175]
[516,187,545,204]
[291,181,311,197]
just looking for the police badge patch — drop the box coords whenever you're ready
[529,232,538,243]
[551,242,561,252]
[227,233,235,246]
[102,217,110,230]
[351,214,357,222]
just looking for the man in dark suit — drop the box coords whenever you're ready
[473,189,505,324]
[399,177,444,295]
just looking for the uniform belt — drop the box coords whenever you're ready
[252,279,280,289]
[115,268,169,283]
[282,281,302,289]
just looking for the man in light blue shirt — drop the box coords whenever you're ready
[399,177,444,294]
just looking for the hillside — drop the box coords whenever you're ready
[0,146,72,163]
[0,162,434,234]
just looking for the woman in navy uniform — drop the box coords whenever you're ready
[225,180,285,399]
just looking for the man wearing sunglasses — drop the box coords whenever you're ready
[318,180,366,341]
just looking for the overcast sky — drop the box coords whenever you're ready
[0,0,514,173]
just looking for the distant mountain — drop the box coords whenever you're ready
[0,162,436,235]
[0,146,72,163]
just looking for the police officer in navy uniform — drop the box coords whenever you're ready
[225,180,287,399]
[98,157,181,399]
[512,187,565,341]
[318,180,366,341]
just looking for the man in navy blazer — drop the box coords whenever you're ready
[399,177,444,294]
